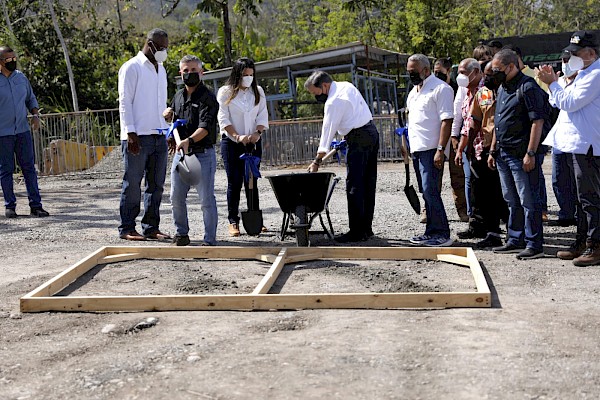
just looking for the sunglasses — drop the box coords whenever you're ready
[1,56,17,63]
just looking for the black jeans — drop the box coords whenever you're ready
[220,138,262,224]
[573,146,600,242]
[345,121,379,236]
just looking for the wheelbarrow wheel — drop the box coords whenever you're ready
[294,205,309,247]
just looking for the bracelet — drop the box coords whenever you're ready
[32,114,40,119]
[256,130,263,136]
[313,158,322,165]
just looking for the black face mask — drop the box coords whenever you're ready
[183,72,200,87]
[483,75,500,91]
[434,72,447,82]
[315,93,328,104]
[4,61,16,72]
[409,71,424,86]
[492,68,508,85]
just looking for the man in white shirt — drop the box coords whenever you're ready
[406,54,455,247]
[117,28,171,241]
[306,70,379,243]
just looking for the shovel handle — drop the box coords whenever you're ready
[321,148,338,163]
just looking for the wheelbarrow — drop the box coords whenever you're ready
[267,172,340,247]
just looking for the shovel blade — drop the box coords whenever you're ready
[404,185,421,215]
[242,210,263,236]
[176,154,202,187]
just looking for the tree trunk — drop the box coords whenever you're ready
[221,1,232,67]
[116,0,126,46]
[1,0,14,36]
[46,0,79,112]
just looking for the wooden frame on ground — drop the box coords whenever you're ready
[20,246,491,312]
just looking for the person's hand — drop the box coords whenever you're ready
[535,65,558,85]
[523,153,535,172]
[307,161,319,173]
[238,135,251,145]
[434,150,444,169]
[451,136,459,152]
[127,132,140,155]
[163,107,174,122]
[454,150,463,167]
[177,138,190,155]
[487,154,496,170]
[167,136,176,154]
[249,132,261,144]
[31,116,40,131]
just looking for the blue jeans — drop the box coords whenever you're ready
[413,149,450,238]
[538,152,548,213]
[221,138,262,224]
[0,131,42,210]
[118,135,168,236]
[496,149,543,251]
[170,148,218,244]
[462,152,472,216]
[552,150,576,220]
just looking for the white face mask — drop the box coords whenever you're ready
[568,55,584,71]
[154,49,168,64]
[241,75,253,88]
[561,61,577,78]
[456,73,470,88]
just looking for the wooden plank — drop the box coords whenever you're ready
[466,248,491,295]
[285,246,468,260]
[105,246,283,259]
[98,253,141,264]
[255,254,276,263]
[253,248,288,294]
[20,292,490,313]
[285,252,323,264]
[22,247,108,298]
[436,254,471,267]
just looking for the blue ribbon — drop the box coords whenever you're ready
[330,139,347,163]
[240,153,261,182]
[165,119,188,139]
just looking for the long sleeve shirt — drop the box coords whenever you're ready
[547,58,600,155]
[217,85,269,141]
[316,81,373,153]
[118,51,168,140]
[0,70,39,137]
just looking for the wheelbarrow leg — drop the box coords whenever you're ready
[319,209,335,240]
[280,212,290,241]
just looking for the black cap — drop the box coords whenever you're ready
[564,30,598,52]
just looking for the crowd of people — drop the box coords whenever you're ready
[2,28,599,267]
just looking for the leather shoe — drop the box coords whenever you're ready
[144,231,172,241]
[120,231,146,241]
[172,235,190,246]
[5,208,17,218]
[457,228,486,239]
[229,223,240,237]
[30,207,50,217]
[334,232,366,243]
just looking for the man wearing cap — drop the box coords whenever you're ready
[537,30,600,267]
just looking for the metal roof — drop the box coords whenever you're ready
[203,41,410,80]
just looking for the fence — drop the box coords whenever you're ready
[32,110,402,176]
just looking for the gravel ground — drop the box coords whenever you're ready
[1,156,599,399]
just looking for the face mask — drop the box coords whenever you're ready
[315,92,328,103]
[483,75,500,91]
[434,72,447,82]
[183,72,200,87]
[154,50,168,63]
[241,75,253,88]
[561,62,577,78]
[456,73,470,88]
[3,60,16,72]
[568,55,584,71]
[492,69,507,85]
[409,71,424,86]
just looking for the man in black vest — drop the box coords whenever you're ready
[164,55,219,246]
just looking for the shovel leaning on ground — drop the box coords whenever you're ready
[241,145,263,235]
[400,131,421,215]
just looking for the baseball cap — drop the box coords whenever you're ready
[564,30,598,52]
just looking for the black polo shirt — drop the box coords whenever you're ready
[171,83,219,153]
[494,71,551,157]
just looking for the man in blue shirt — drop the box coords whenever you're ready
[489,49,551,260]
[537,30,600,266]
[0,46,49,219]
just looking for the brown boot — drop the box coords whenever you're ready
[557,239,586,260]
[228,223,240,237]
[573,239,600,267]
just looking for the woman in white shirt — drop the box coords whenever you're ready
[217,57,269,237]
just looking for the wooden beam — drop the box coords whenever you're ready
[284,246,468,260]
[436,254,471,267]
[98,253,141,264]
[255,254,276,263]
[466,248,491,295]
[253,248,288,294]
[105,246,282,259]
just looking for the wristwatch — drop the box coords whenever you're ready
[437,145,444,151]
[526,150,536,157]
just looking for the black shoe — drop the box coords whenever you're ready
[493,243,526,254]
[30,207,50,217]
[516,247,545,260]
[172,235,190,246]
[548,218,577,227]
[474,234,503,249]
[334,232,365,243]
[5,208,17,218]
[457,228,486,239]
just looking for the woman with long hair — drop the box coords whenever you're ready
[217,57,269,236]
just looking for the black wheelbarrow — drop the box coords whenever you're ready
[267,172,340,246]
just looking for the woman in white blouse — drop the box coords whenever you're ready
[217,57,269,237]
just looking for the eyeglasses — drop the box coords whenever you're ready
[491,67,507,74]
[149,41,168,52]
[1,56,17,63]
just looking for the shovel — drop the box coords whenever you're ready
[401,133,421,215]
[241,145,263,235]
[172,126,202,187]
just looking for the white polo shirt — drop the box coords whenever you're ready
[406,74,454,152]
[118,52,169,140]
